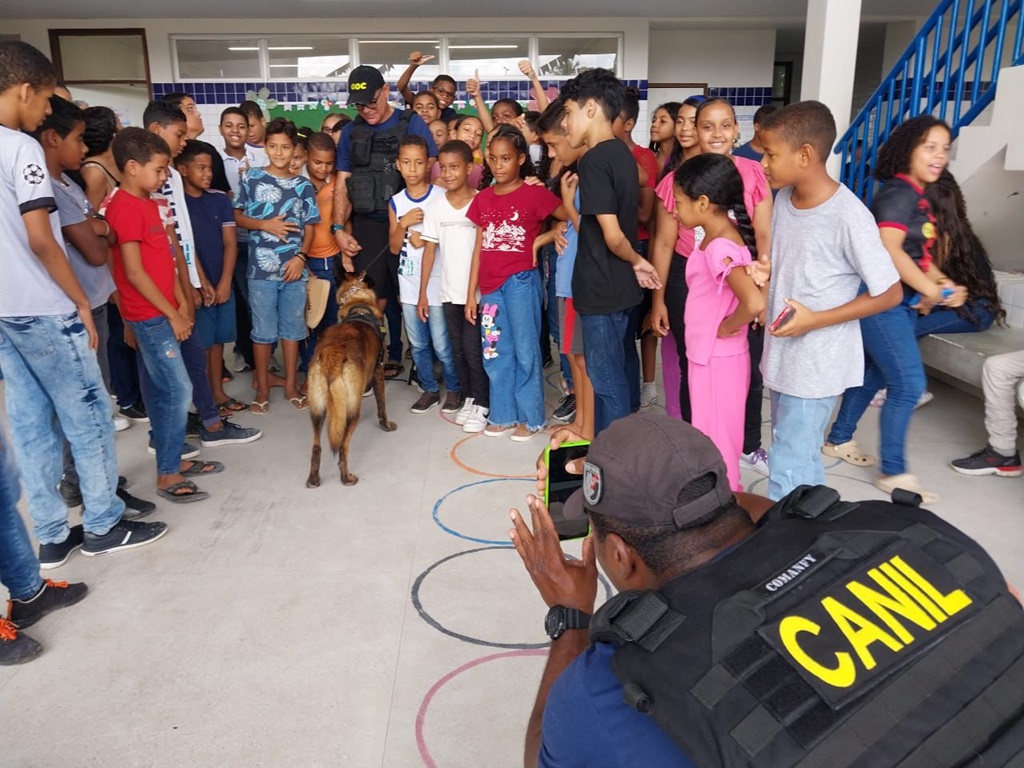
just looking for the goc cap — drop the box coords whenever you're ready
[347,66,386,106]
[563,413,734,529]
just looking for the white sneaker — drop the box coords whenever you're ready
[113,414,131,433]
[640,381,658,409]
[740,448,769,475]
[915,390,934,409]
[463,405,489,434]
[455,396,475,425]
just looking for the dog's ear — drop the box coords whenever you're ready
[356,271,367,283]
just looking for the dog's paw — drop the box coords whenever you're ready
[342,473,359,486]
[380,420,397,432]
[306,475,321,488]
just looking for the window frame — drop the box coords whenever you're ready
[51,27,152,88]
[170,33,623,83]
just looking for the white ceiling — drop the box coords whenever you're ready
[3,0,939,19]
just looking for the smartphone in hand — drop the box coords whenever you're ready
[769,305,796,333]
[543,441,591,541]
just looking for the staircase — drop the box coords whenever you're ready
[836,0,1024,204]
[837,0,1024,399]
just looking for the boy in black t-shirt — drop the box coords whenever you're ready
[559,69,662,434]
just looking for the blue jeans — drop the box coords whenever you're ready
[300,257,339,370]
[402,303,460,393]
[0,425,43,601]
[914,299,995,338]
[0,314,124,543]
[827,302,926,476]
[131,316,193,477]
[542,244,573,390]
[579,310,632,435]
[248,278,309,344]
[768,391,838,501]
[481,270,545,430]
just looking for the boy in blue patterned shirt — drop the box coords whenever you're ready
[233,118,319,413]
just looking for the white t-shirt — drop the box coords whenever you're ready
[420,190,478,305]
[390,185,443,306]
[53,174,115,310]
[158,166,201,287]
[762,185,900,399]
[0,126,75,317]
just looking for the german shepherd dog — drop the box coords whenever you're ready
[306,273,397,487]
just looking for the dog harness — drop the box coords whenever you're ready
[339,302,387,369]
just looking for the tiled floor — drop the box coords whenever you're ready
[1,361,1021,767]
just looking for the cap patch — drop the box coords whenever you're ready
[583,461,603,506]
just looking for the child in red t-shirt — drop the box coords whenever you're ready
[466,125,566,441]
[107,127,218,504]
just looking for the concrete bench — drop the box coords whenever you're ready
[919,271,1024,398]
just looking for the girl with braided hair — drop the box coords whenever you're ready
[672,153,765,491]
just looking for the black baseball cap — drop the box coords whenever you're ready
[563,413,734,529]
[347,66,386,106]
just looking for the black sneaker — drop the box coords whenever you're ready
[185,412,203,438]
[147,440,201,460]
[442,390,465,414]
[59,478,82,510]
[950,445,1024,477]
[118,402,149,423]
[0,619,42,666]
[7,579,88,629]
[117,485,157,520]
[81,519,168,558]
[552,394,576,423]
[38,525,84,570]
[411,390,440,414]
[200,418,262,447]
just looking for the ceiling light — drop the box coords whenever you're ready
[268,46,314,51]
[448,45,519,50]
[269,64,299,68]
[228,46,259,51]
[361,40,438,44]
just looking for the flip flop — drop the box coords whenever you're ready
[288,396,309,410]
[156,480,209,504]
[180,460,225,478]
[384,362,405,380]
[217,398,247,414]
[822,440,877,467]
[250,400,269,415]
[874,473,939,504]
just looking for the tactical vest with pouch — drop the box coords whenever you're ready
[590,485,1024,768]
[346,110,412,215]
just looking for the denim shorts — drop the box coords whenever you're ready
[194,292,237,349]
[247,278,308,344]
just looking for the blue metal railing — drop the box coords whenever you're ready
[837,0,1024,203]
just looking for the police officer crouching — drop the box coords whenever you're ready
[511,413,1024,768]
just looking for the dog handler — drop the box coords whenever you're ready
[511,413,1024,767]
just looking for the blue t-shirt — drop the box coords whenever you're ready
[184,189,235,284]
[334,109,438,173]
[233,168,320,281]
[554,188,580,299]
[733,140,763,162]
[539,642,695,767]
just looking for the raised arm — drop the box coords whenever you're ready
[466,70,494,135]
[519,60,549,111]
[397,51,435,105]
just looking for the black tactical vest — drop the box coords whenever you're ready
[345,109,412,215]
[590,486,1024,768]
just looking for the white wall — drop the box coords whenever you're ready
[647,29,776,87]
[7,17,651,82]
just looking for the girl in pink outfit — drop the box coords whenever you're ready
[671,153,765,491]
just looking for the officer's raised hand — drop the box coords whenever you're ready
[510,494,598,614]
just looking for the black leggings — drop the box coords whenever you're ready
[443,302,489,409]
[664,254,691,422]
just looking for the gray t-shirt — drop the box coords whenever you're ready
[0,126,74,317]
[53,174,115,310]
[762,184,899,399]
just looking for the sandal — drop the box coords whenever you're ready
[874,473,939,504]
[822,440,877,467]
[288,396,309,410]
[180,460,225,478]
[156,480,209,504]
[250,400,269,415]
[384,361,405,380]
[217,398,247,415]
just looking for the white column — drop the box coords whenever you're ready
[801,0,863,175]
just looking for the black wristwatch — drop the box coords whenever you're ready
[544,605,591,641]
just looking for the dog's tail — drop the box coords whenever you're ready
[325,372,349,455]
